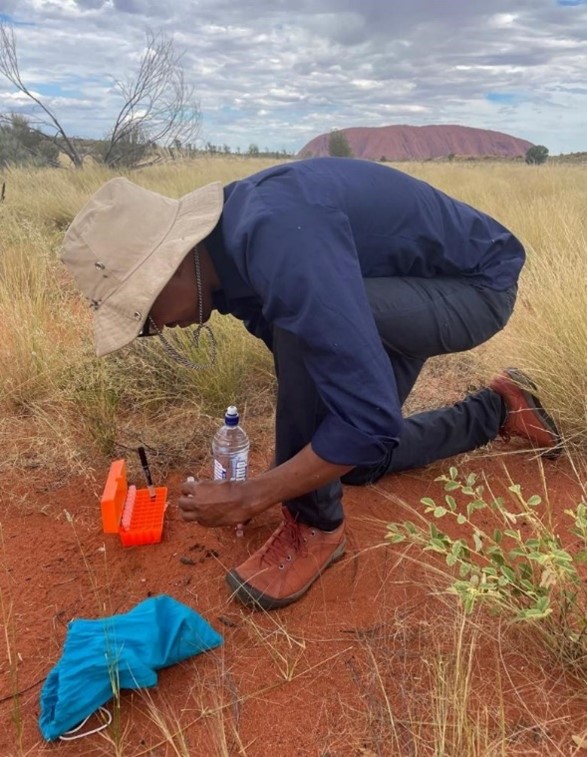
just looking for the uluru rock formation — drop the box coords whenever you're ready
[298,124,533,161]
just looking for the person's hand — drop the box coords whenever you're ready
[178,444,352,529]
[178,478,251,527]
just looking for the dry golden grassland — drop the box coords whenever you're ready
[1,157,587,756]
[404,161,587,459]
[0,157,585,476]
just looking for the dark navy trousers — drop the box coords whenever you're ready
[272,277,517,530]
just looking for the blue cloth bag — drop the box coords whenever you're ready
[39,595,223,741]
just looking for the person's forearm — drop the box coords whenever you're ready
[242,444,352,513]
[177,444,354,527]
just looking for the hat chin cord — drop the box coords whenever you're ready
[148,245,217,370]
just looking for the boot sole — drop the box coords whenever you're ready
[225,538,347,611]
[505,368,562,459]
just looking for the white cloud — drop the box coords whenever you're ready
[490,13,518,28]
[0,0,586,153]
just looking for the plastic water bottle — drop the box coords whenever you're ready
[212,406,250,482]
[212,406,249,537]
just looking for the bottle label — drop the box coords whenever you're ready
[233,455,248,481]
[213,459,227,480]
[213,453,248,481]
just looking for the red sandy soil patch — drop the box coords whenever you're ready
[1,441,587,756]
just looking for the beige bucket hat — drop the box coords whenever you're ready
[61,177,223,357]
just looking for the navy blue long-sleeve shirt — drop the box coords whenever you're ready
[205,158,525,468]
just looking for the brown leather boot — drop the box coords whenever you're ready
[489,368,561,457]
[226,508,346,610]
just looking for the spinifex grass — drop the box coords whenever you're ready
[241,611,308,682]
[351,607,508,756]
[1,157,586,474]
[393,162,587,456]
[482,177,587,455]
[0,207,70,410]
[1,159,275,473]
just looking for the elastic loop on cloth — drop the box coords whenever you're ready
[59,707,112,741]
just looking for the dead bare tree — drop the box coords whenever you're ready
[0,21,83,167]
[0,24,201,169]
[102,31,202,167]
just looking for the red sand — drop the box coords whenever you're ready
[1,443,587,756]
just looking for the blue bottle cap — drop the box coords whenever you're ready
[225,405,239,426]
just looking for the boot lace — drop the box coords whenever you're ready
[261,513,309,568]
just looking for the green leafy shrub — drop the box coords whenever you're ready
[386,467,587,675]
[525,145,549,165]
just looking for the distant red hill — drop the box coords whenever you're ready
[298,124,533,161]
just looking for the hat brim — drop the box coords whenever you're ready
[92,181,223,357]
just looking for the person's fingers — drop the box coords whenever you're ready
[180,509,200,523]
[180,481,197,496]
[178,495,198,511]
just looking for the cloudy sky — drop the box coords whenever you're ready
[1,0,586,154]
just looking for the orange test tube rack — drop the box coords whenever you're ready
[100,459,167,547]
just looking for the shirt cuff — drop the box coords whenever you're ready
[311,413,400,467]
